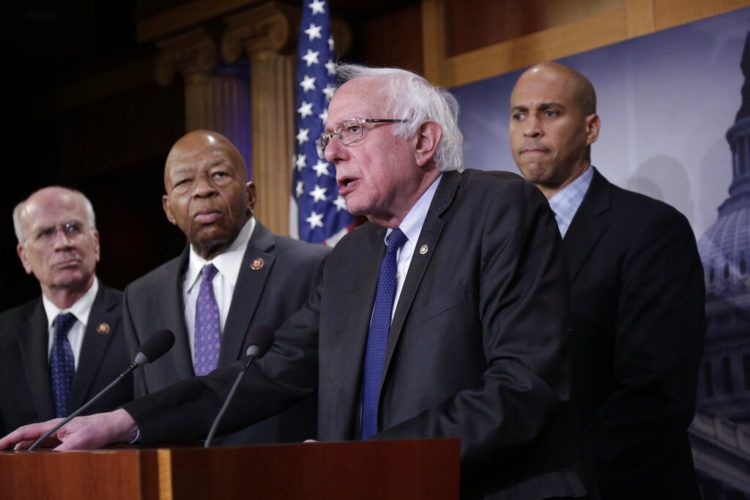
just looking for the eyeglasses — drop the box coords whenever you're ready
[315,118,407,158]
[30,221,85,244]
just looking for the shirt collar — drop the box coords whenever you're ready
[42,277,99,328]
[186,217,256,293]
[548,166,594,236]
[386,174,442,244]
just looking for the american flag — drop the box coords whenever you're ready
[290,0,354,245]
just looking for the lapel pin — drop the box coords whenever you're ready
[250,257,265,271]
[419,244,429,255]
[96,322,110,335]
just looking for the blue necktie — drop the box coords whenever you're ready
[361,228,408,439]
[194,263,221,376]
[50,312,77,418]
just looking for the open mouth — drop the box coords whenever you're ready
[337,176,358,195]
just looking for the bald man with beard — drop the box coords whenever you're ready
[121,130,329,445]
[509,62,706,499]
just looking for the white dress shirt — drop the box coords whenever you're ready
[386,174,442,317]
[183,217,256,361]
[43,277,99,370]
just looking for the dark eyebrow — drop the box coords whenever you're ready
[537,102,564,111]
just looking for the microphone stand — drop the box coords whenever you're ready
[204,348,260,448]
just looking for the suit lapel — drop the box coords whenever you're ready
[383,172,459,389]
[332,224,385,437]
[157,249,194,379]
[17,300,55,420]
[218,223,276,365]
[563,168,611,283]
[70,287,118,409]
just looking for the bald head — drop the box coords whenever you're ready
[509,62,600,199]
[162,130,256,260]
[516,62,597,116]
[165,130,248,188]
[14,187,96,244]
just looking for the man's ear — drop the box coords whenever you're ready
[585,114,600,146]
[414,121,442,167]
[246,181,257,213]
[162,194,177,225]
[16,243,32,274]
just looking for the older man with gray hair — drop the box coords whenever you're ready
[2,66,585,499]
[0,186,132,436]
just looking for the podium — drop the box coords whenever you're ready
[0,439,459,499]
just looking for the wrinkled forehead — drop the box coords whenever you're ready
[326,78,390,128]
[23,193,86,229]
[165,144,240,182]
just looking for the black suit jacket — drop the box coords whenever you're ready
[0,285,133,435]
[126,170,586,499]
[564,168,705,499]
[122,221,329,444]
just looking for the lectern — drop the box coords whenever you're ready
[0,438,459,499]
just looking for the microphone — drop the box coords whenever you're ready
[28,329,175,451]
[204,326,274,448]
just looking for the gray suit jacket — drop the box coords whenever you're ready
[0,285,132,435]
[123,221,328,444]
[126,171,586,499]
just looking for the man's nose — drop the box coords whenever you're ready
[193,174,218,197]
[324,135,345,164]
[523,116,542,137]
[52,227,73,248]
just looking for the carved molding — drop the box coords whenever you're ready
[222,2,352,62]
[155,28,218,86]
[222,2,296,63]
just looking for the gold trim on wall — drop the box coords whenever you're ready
[422,0,750,89]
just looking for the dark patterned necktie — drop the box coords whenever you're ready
[50,312,77,418]
[194,264,221,376]
[361,228,408,439]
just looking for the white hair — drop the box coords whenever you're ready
[13,187,97,244]
[336,64,464,172]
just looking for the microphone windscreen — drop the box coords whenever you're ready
[137,329,175,364]
[244,325,274,358]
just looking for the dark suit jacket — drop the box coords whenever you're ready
[0,285,133,435]
[126,170,586,499]
[564,168,705,499]
[122,221,329,444]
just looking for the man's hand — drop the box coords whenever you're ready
[0,409,139,451]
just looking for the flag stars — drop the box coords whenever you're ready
[328,36,334,50]
[297,128,310,145]
[319,109,328,123]
[312,160,330,177]
[296,154,307,170]
[323,84,336,100]
[302,49,320,67]
[325,59,336,76]
[334,195,347,212]
[309,184,328,202]
[300,75,316,92]
[309,0,326,15]
[297,101,313,119]
[296,181,305,197]
[306,211,324,229]
[304,23,322,41]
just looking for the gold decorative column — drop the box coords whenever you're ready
[155,28,252,169]
[222,3,298,235]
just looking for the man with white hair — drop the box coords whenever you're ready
[2,66,586,499]
[0,186,132,435]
